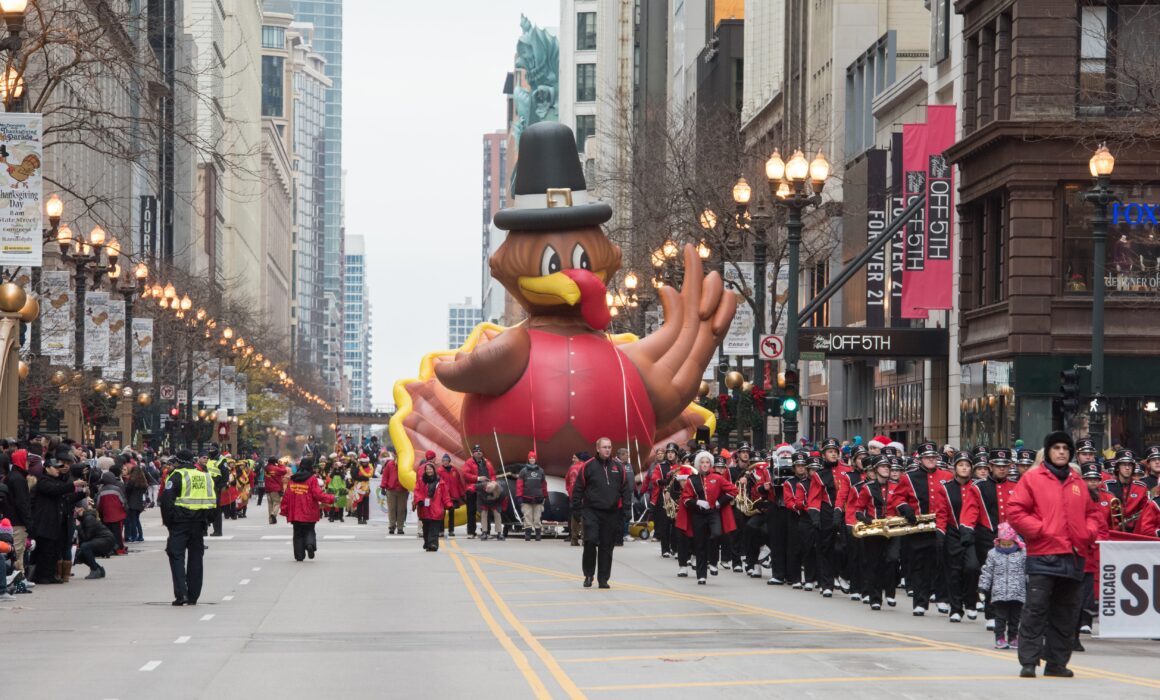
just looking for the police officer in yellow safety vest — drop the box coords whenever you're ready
[161,449,216,606]
[205,444,228,537]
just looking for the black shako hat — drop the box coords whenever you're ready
[493,122,613,232]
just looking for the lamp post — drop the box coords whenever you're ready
[730,177,770,450]
[765,148,831,442]
[113,261,147,446]
[1082,144,1115,452]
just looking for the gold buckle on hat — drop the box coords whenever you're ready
[546,188,573,208]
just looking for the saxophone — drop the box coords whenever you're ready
[852,513,938,538]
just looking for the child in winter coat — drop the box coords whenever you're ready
[413,463,452,552]
[979,522,1027,649]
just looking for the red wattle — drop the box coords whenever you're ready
[561,268,612,330]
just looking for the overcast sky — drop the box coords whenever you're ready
[344,0,557,408]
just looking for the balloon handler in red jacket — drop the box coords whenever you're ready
[279,457,335,561]
[414,462,454,552]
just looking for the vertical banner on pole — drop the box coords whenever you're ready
[889,132,906,327]
[130,318,153,383]
[236,373,248,414]
[220,365,236,412]
[901,105,956,318]
[83,291,110,367]
[0,113,44,267]
[865,149,888,328]
[106,299,125,382]
[41,270,73,365]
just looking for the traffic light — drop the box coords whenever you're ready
[170,405,181,419]
[1060,369,1080,415]
[765,396,783,417]
[782,368,800,415]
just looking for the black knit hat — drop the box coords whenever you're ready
[493,122,613,231]
[1043,431,1076,457]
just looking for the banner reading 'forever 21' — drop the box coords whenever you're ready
[900,105,956,319]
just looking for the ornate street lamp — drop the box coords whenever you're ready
[1082,144,1116,451]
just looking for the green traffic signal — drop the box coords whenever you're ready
[782,396,799,413]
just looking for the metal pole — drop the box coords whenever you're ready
[752,224,768,451]
[124,290,134,384]
[73,263,87,371]
[784,204,802,443]
[1089,174,1108,452]
[716,254,728,398]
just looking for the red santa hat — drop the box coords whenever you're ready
[774,443,794,457]
[868,435,891,449]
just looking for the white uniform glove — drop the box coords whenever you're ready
[696,499,711,511]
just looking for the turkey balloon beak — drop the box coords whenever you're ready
[518,272,583,307]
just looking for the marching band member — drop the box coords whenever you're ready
[1141,445,1160,493]
[842,449,870,601]
[1074,438,1102,474]
[765,443,796,586]
[1078,466,1114,639]
[933,451,984,622]
[897,441,952,616]
[783,452,815,589]
[644,443,680,558]
[741,454,774,578]
[725,444,755,573]
[710,455,735,575]
[853,455,913,609]
[669,454,697,578]
[808,440,843,598]
[1104,449,1149,528]
[676,451,738,585]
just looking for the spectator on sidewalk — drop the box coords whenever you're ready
[380,450,409,535]
[96,471,128,554]
[74,500,115,579]
[264,457,289,525]
[123,459,149,543]
[2,448,32,576]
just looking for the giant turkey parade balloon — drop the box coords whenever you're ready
[389,121,737,499]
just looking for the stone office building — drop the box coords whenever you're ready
[949,0,1160,450]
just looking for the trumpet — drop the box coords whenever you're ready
[662,490,678,519]
[733,477,766,517]
[853,513,938,538]
[1109,496,1124,531]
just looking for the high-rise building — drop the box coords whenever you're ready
[290,0,344,383]
[482,131,509,324]
[343,235,372,412]
[448,298,483,349]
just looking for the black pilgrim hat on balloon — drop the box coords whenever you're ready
[493,122,613,232]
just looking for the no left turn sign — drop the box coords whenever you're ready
[760,335,784,360]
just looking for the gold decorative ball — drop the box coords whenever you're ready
[698,381,710,397]
[50,370,67,386]
[110,383,122,396]
[18,294,39,322]
[137,392,152,406]
[725,371,745,390]
[71,370,84,385]
[741,381,754,393]
[92,379,107,393]
[18,360,29,380]
[0,282,25,313]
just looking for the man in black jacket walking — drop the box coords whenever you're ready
[570,438,633,589]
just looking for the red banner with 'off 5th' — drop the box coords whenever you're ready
[900,105,956,319]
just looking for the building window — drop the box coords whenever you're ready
[261,25,285,49]
[575,114,596,152]
[1062,182,1160,295]
[969,190,1007,307]
[261,55,284,118]
[577,12,597,50]
[577,63,596,102]
[1078,3,1160,114]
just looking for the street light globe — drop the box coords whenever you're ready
[180,294,192,311]
[732,177,752,205]
[786,149,810,182]
[651,248,665,268]
[766,149,785,181]
[223,326,234,340]
[57,224,73,250]
[45,194,63,220]
[134,262,148,281]
[697,240,712,259]
[89,225,106,246]
[0,281,26,312]
[809,151,831,184]
[0,66,23,102]
[0,0,29,14]
[776,181,791,199]
[1089,144,1115,177]
[624,271,638,290]
[699,208,717,230]
[662,239,679,258]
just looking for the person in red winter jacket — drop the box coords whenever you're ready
[413,462,452,552]
[279,457,335,561]
[379,450,409,535]
[437,454,465,538]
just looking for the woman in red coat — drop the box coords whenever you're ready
[675,452,738,584]
[414,462,453,552]
[280,457,335,561]
[437,454,466,538]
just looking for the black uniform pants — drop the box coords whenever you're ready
[941,530,979,616]
[422,519,441,550]
[906,532,938,610]
[166,520,206,602]
[210,507,223,536]
[974,528,996,618]
[1018,574,1084,669]
[814,506,837,588]
[651,502,673,555]
[675,528,692,567]
[844,526,864,594]
[692,510,723,579]
[581,508,622,583]
[861,535,901,604]
[465,491,478,535]
[766,505,789,580]
[291,521,317,561]
[743,509,767,569]
[1078,572,1096,630]
[786,513,816,585]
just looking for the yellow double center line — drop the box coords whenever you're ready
[448,541,586,699]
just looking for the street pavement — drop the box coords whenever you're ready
[5,507,1160,699]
